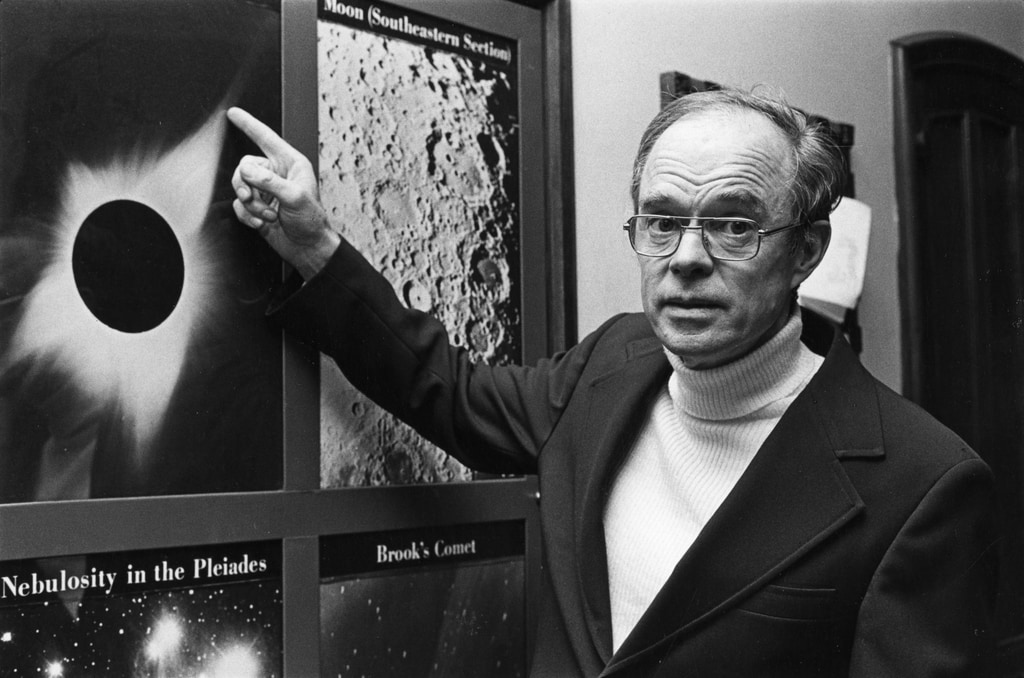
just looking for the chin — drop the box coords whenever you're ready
[657,326,745,369]
[660,336,718,366]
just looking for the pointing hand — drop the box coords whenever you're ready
[228,107,340,279]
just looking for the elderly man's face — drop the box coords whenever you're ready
[638,108,822,369]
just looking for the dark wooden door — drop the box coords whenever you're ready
[894,33,1024,671]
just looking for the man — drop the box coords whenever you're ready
[228,88,997,676]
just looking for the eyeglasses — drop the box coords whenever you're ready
[623,215,799,261]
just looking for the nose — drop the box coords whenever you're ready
[668,226,714,278]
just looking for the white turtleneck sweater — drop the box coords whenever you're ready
[602,310,824,651]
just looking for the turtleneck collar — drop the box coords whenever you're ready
[664,306,819,420]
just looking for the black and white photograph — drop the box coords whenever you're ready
[2,0,1024,675]
[0,0,284,502]
[0,541,282,677]
[319,522,525,677]
[317,0,522,487]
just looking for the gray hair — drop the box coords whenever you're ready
[630,87,846,241]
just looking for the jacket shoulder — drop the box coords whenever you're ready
[873,381,985,471]
[806,315,983,475]
[571,312,660,372]
[583,312,655,344]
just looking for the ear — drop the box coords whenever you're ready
[789,219,831,288]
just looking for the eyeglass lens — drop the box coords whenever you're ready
[629,216,760,260]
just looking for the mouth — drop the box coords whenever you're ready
[663,297,723,310]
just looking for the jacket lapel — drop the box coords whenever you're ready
[602,323,883,674]
[575,335,672,665]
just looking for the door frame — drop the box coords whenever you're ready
[893,31,1024,671]
[893,31,1024,400]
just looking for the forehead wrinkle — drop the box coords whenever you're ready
[640,136,794,218]
[641,161,780,216]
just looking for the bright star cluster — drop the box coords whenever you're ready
[0,581,281,676]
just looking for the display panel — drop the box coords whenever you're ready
[0,1,557,674]
[317,0,521,487]
[0,0,284,501]
[0,540,282,677]
[320,521,526,677]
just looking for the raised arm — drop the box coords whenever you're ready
[223,106,600,474]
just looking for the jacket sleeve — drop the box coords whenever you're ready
[850,457,999,677]
[267,236,609,475]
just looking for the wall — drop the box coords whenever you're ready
[571,0,1024,391]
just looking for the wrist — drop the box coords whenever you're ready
[295,229,341,280]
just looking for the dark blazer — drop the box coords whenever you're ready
[274,237,998,677]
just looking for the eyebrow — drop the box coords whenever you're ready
[712,190,768,217]
[638,189,768,217]
[637,193,676,213]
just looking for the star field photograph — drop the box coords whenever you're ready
[0,542,282,677]
[319,522,526,677]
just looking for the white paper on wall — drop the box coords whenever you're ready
[799,197,872,322]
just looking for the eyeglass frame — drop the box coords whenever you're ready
[622,214,801,261]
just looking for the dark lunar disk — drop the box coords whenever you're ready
[72,199,185,333]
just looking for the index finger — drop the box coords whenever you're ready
[227,107,303,162]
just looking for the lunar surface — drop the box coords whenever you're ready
[317,23,521,486]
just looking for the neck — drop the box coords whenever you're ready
[677,300,796,370]
[665,305,809,420]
